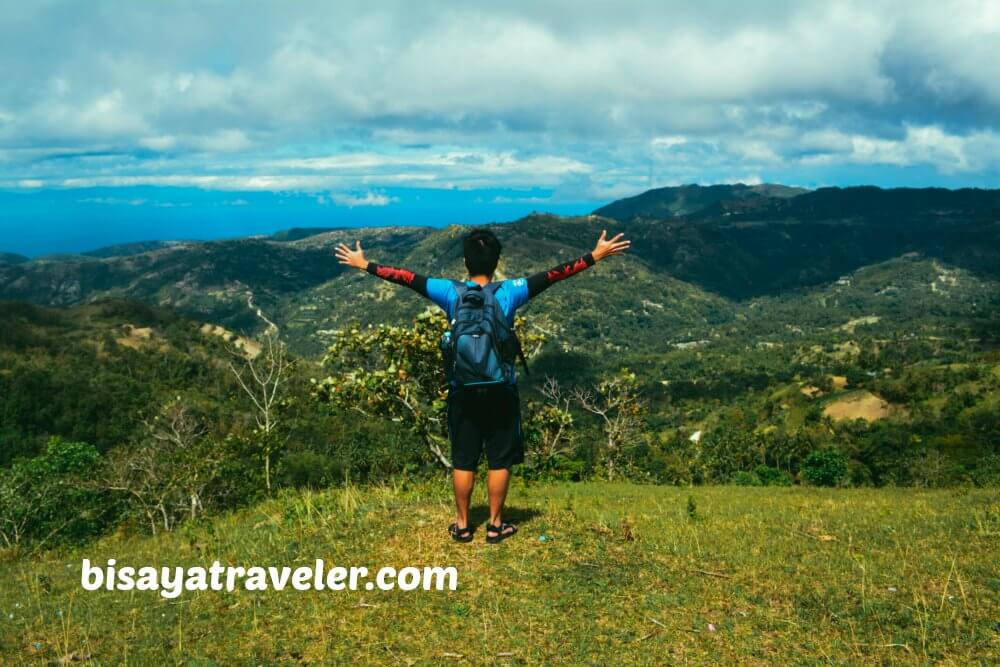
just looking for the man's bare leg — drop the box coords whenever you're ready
[487,467,512,529]
[453,469,475,529]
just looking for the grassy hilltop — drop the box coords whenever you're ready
[1,482,997,665]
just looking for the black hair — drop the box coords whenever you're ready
[463,228,501,277]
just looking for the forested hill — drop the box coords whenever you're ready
[0,252,29,265]
[592,182,807,219]
[597,184,1000,299]
[0,184,998,356]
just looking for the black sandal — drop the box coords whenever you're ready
[485,522,518,544]
[448,523,474,543]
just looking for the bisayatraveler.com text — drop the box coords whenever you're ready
[81,558,458,598]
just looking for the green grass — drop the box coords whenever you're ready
[2,482,998,665]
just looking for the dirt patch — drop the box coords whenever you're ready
[830,375,848,390]
[116,324,155,349]
[839,316,880,333]
[800,385,824,399]
[823,391,890,422]
[200,323,262,358]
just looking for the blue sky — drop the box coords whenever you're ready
[2,1,999,256]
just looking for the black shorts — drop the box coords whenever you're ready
[447,385,524,471]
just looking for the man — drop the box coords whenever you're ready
[335,227,630,543]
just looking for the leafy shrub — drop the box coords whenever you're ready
[520,454,587,481]
[847,460,874,486]
[802,449,849,487]
[731,471,761,486]
[754,464,793,486]
[278,450,347,489]
[0,438,111,547]
[971,454,1000,488]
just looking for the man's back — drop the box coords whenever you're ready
[425,277,529,328]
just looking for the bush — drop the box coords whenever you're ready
[802,449,849,487]
[0,438,112,547]
[731,471,761,486]
[754,464,793,486]
[277,450,347,489]
[520,454,587,482]
[971,454,1000,488]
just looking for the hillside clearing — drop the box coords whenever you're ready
[199,323,262,357]
[114,324,155,350]
[822,391,892,422]
[1,483,997,665]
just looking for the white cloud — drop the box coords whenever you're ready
[796,124,1000,173]
[490,194,550,204]
[268,150,590,180]
[79,196,148,206]
[196,129,252,153]
[0,1,998,195]
[651,136,688,149]
[326,191,398,207]
[139,135,177,151]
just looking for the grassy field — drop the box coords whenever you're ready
[1,482,998,665]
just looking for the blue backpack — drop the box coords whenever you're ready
[441,282,529,390]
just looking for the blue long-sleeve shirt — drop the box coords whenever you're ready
[364,252,597,326]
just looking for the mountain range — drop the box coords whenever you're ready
[2,183,998,357]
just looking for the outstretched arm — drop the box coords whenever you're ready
[335,240,431,297]
[526,230,630,298]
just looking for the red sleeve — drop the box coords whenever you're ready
[366,262,429,297]
[526,252,596,298]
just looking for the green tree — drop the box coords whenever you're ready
[314,309,454,467]
[0,438,108,547]
[802,449,849,487]
[314,307,543,468]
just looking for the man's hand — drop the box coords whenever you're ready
[335,240,368,270]
[592,230,630,261]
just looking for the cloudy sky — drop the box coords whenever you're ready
[2,0,999,254]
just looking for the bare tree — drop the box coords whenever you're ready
[532,376,576,461]
[228,330,290,493]
[0,473,36,547]
[572,368,647,480]
[101,401,217,534]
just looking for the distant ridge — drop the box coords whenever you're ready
[83,240,185,259]
[593,183,808,221]
[0,252,29,265]
[270,227,341,242]
[1,183,998,356]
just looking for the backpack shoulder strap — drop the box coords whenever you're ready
[486,282,530,376]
